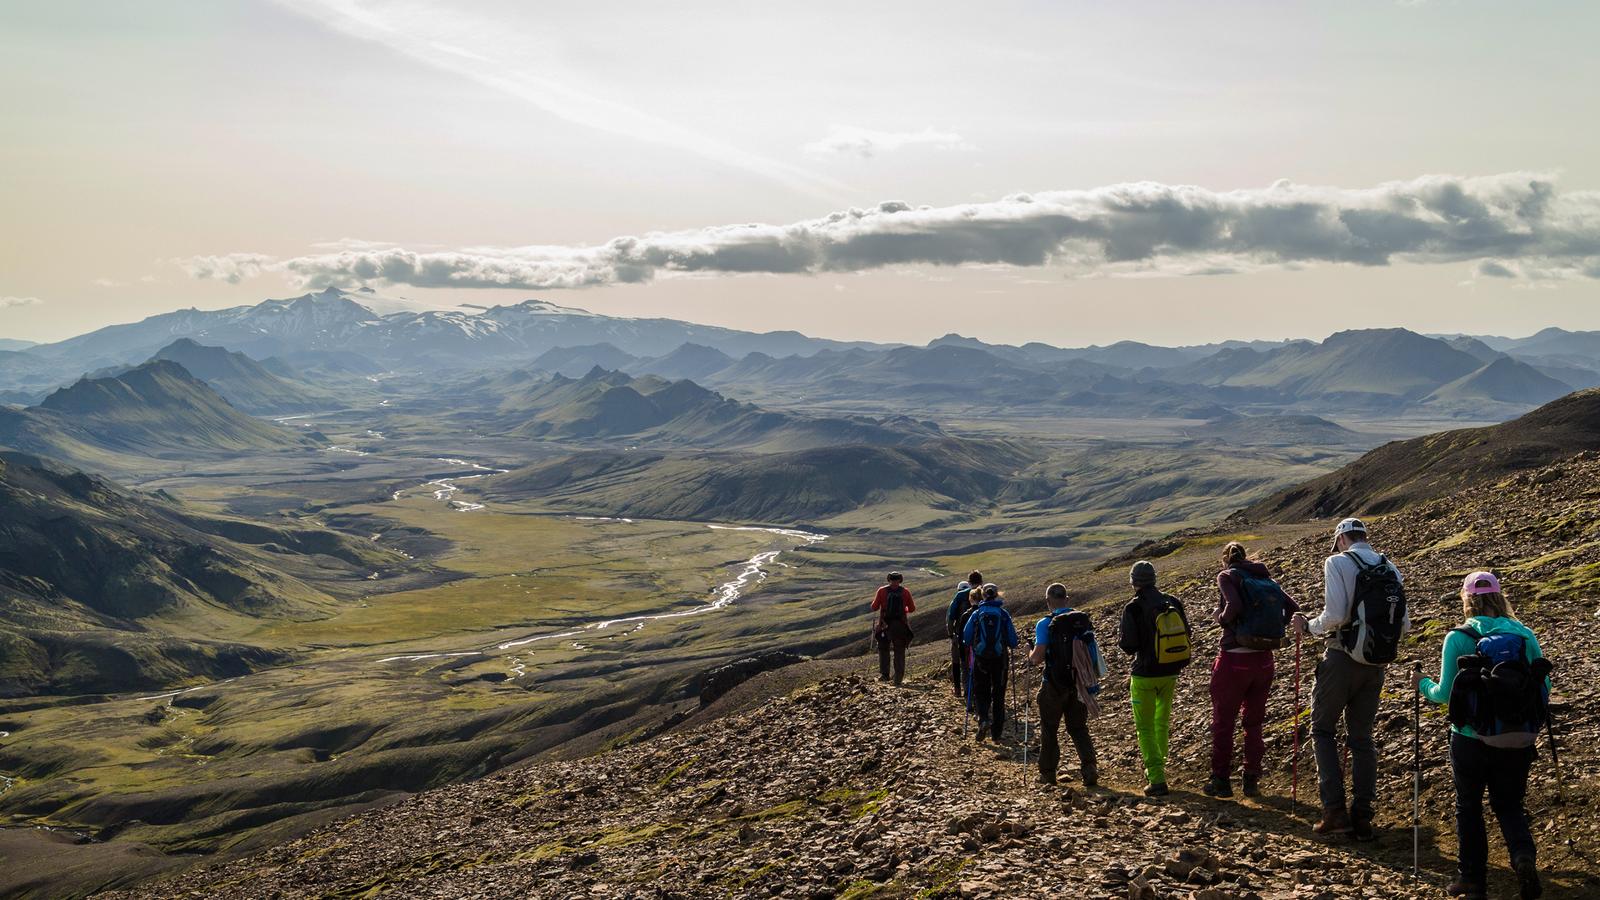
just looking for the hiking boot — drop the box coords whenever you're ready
[1513,855,1542,899]
[1143,782,1169,797]
[1037,772,1056,786]
[1240,774,1261,797]
[1312,806,1352,836]
[1446,878,1487,899]
[1201,775,1233,798]
[952,684,962,698]
[1350,807,1376,842]
[1081,768,1099,789]
[975,721,989,742]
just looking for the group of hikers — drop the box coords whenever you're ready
[869,517,1555,900]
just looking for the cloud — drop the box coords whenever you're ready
[183,172,1600,292]
[91,277,123,288]
[0,296,43,309]
[804,125,972,159]
[272,0,847,201]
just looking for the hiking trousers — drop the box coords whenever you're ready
[877,620,911,685]
[1208,650,1273,778]
[1450,732,1536,884]
[1129,674,1177,784]
[1310,648,1384,815]
[948,635,968,695]
[971,654,1008,733]
[1036,680,1096,782]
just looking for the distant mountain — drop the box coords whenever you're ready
[1187,413,1362,446]
[1241,387,1600,522]
[151,339,339,414]
[631,343,737,381]
[1420,357,1573,410]
[0,452,396,694]
[0,339,35,352]
[483,367,936,450]
[488,439,1033,523]
[530,343,640,377]
[1213,328,1485,406]
[20,288,888,376]
[0,360,319,473]
[1443,335,1505,364]
[1504,326,1600,360]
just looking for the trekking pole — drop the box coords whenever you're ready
[1546,709,1563,802]
[1292,629,1303,811]
[1411,662,1424,875]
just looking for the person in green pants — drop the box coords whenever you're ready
[1118,560,1193,796]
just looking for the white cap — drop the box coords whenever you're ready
[1332,517,1367,550]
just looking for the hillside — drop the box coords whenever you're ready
[1242,387,1600,522]
[0,452,400,695]
[631,342,737,381]
[119,450,1600,900]
[0,360,319,473]
[488,439,1033,523]
[151,338,339,413]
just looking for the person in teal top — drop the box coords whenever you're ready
[1414,572,1545,900]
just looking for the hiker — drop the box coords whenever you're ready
[1118,560,1191,796]
[1416,572,1549,900]
[961,583,1018,742]
[1291,517,1410,840]
[1206,542,1300,799]
[945,571,983,698]
[1026,583,1105,786]
[871,571,915,685]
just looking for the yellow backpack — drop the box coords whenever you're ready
[1153,602,1191,665]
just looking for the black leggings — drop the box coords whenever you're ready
[1450,731,1536,883]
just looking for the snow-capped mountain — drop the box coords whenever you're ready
[16,289,886,376]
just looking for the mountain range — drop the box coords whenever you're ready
[10,289,1600,423]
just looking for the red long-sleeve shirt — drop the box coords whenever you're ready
[871,585,915,613]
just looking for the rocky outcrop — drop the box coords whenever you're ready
[695,650,808,708]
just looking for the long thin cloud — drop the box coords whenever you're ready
[273,0,848,201]
[184,172,1600,290]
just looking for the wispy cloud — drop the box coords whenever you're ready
[272,0,848,201]
[0,296,44,309]
[182,172,1600,291]
[804,125,972,159]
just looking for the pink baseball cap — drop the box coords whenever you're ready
[1462,572,1501,595]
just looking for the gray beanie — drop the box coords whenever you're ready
[1129,560,1157,588]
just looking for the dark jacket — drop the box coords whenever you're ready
[946,586,974,637]
[1215,560,1299,652]
[1118,586,1190,677]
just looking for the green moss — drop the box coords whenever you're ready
[916,856,970,898]
[657,756,699,790]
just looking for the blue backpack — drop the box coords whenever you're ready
[1446,627,1553,749]
[1231,569,1289,650]
[971,608,1008,660]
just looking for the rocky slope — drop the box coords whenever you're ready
[116,452,1600,899]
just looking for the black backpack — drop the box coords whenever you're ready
[1338,552,1405,665]
[1446,627,1553,748]
[1231,568,1289,650]
[947,587,973,635]
[972,608,1007,660]
[881,584,907,623]
[1045,610,1093,692]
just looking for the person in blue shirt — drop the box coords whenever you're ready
[1025,583,1106,786]
[961,583,1018,742]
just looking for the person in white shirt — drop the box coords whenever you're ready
[1291,517,1409,841]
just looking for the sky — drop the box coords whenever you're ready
[3,0,1599,347]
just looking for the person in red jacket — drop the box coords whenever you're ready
[1205,541,1299,799]
[871,571,916,685]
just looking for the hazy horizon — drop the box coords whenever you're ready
[5,1,1600,346]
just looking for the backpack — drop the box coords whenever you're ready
[947,587,973,636]
[971,608,1008,660]
[1446,627,1553,749]
[1045,610,1094,692]
[1231,569,1289,651]
[881,584,907,623]
[1338,552,1405,665]
[1151,599,1191,666]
